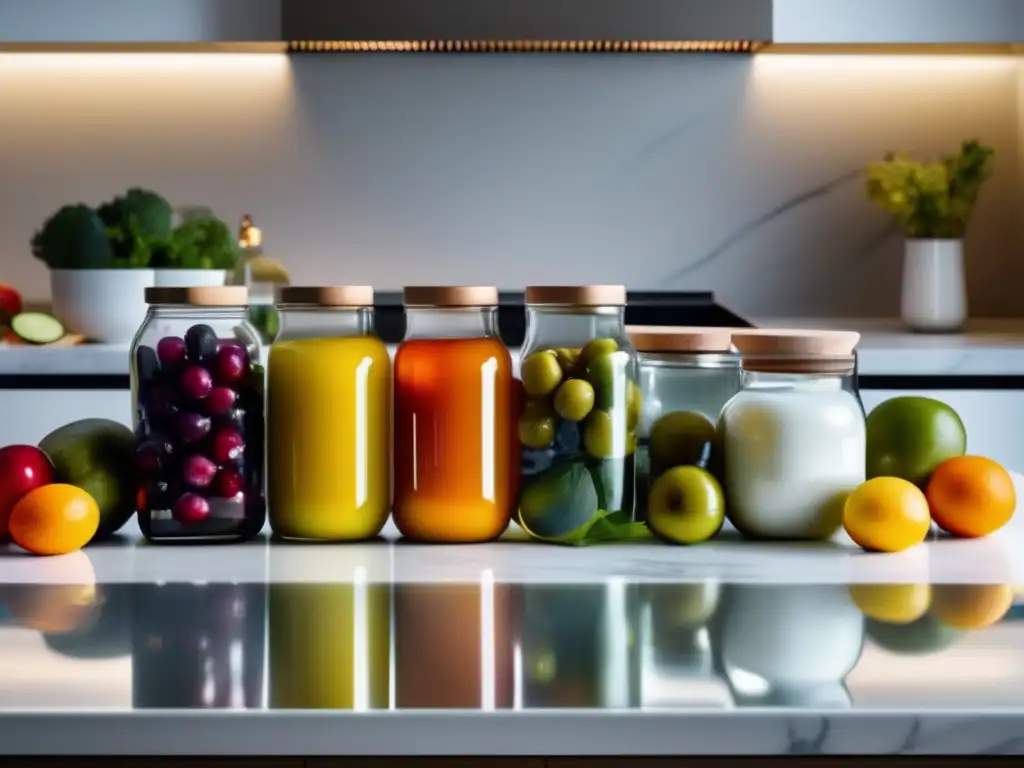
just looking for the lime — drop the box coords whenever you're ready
[553,379,595,422]
[521,351,563,397]
[866,396,967,488]
[647,465,725,545]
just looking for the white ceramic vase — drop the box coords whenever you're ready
[901,239,967,333]
[50,268,156,344]
[154,269,230,288]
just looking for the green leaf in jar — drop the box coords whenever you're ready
[518,461,600,543]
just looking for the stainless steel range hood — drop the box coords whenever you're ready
[283,0,770,54]
[2,0,1022,53]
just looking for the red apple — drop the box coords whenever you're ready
[0,445,54,539]
[0,284,22,325]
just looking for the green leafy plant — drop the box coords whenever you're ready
[865,139,994,239]
[152,217,240,270]
[99,187,174,268]
[30,188,239,271]
[31,204,116,269]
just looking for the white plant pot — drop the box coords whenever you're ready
[50,269,155,344]
[154,269,229,288]
[901,239,967,333]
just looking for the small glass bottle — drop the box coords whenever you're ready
[267,286,391,541]
[627,326,740,523]
[393,286,514,543]
[130,286,266,543]
[234,215,290,343]
[719,330,865,541]
[516,285,639,544]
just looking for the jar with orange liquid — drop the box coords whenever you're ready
[393,286,514,542]
[267,286,391,541]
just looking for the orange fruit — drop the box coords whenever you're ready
[843,477,932,553]
[8,484,99,556]
[930,584,1014,629]
[926,456,1016,539]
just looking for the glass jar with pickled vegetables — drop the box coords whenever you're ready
[267,286,391,541]
[130,286,266,543]
[393,286,514,543]
[720,330,865,541]
[627,326,741,542]
[516,285,640,544]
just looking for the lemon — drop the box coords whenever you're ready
[843,477,932,553]
[848,583,931,625]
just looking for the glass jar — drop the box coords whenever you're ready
[516,583,640,709]
[628,326,741,527]
[268,545,392,709]
[516,285,639,544]
[393,286,514,542]
[266,286,391,541]
[130,286,266,543]
[719,330,865,541]
[131,582,266,709]
[395,580,516,708]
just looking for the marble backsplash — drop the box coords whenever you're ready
[0,51,1021,317]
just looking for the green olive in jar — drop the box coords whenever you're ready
[626,380,642,431]
[582,410,630,460]
[583,350,629,411]
[553,379,595,422]
[519,415,556,450]
[553,348,581,375]
[521,351,563,397]
[580,338,618,364]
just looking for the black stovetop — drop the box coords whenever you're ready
[373,291,752,345]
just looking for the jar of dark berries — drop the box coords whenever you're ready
[131,286,266,543]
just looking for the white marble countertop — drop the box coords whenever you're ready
[3,318,1024,379]
[2,476,1024,757]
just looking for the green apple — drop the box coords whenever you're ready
[647,465,724,545]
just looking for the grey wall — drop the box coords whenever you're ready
[0,51,1020,317]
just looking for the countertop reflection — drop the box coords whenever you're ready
[1,579,1021,712]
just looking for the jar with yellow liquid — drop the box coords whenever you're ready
[266,286,391,540]
[269,547,391,709]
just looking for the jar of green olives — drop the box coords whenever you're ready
[627,326,740,544]
[516,285,641,544]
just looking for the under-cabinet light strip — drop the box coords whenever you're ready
[287,40,762,53]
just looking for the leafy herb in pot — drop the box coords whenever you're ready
[151,218,240,270]
[31,204,116,270]
[865,139,994,240]
[31,187,173,270]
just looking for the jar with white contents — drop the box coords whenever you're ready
[719,330,865,541]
